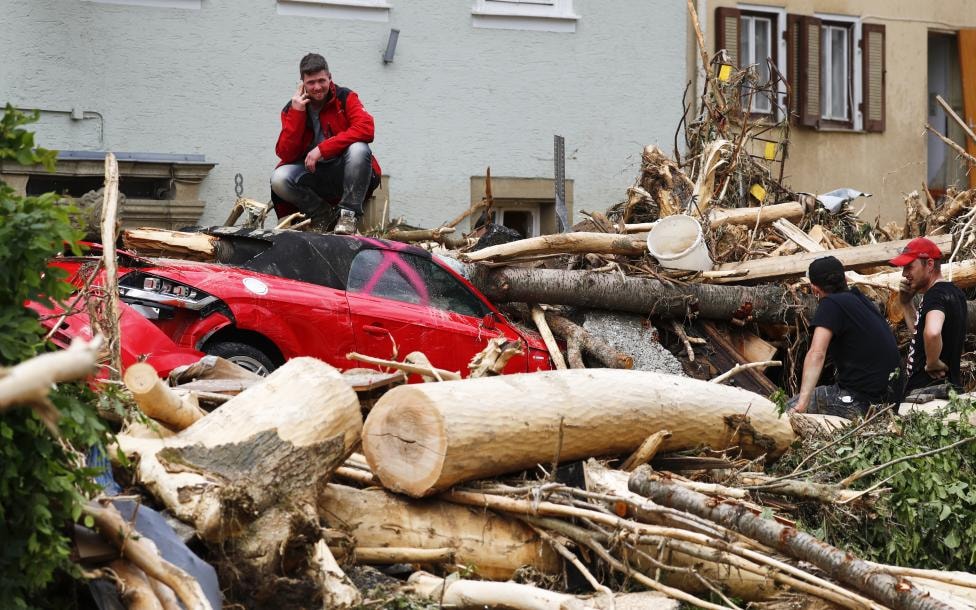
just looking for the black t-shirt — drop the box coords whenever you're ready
[904,281,968,395]
[811,288,901,402]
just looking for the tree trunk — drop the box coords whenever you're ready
[117,358,363,606]
[628,467,955,610]
[463,232,648,262]
[362,369,794,497]
[318,483,561,580]
[122,228,220,261]
[124,362,206,430]
[471,267,817,324]
[715,235,952,284]
[545,313,634,369]
[708,201,807,229]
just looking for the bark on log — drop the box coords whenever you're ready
[362,369,794,497]
[715,235,952,284]
[115,357,362,542]
[470,267,817,324]
[110,560,165,610]
[318,483,560,579]
[124,362,206,430]
[462,232,648,262]
[122,228,219,261]
[628,467,955,610]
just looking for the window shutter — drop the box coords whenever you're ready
[861,23,886,132]
[715,7,742,67]
[799,15,822,128]
[786,14,803,123]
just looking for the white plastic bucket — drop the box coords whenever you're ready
[646,215,713,271]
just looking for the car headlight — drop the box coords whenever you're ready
[119,272,219,311]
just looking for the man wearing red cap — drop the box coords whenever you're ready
[891,237,967,401]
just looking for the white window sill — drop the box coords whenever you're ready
[472,7,579,33]
[277,0,390,22]
[84,0,200,8]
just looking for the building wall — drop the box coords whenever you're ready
[704,0,976,224]
[0,0,688,228]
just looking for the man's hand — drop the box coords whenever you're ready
[790,401,808,414]
[305,146,323,172]
[291,81,309,111]
[925,358,948,379]
[898,277,916,306]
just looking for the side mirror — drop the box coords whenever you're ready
[481,313,497,330]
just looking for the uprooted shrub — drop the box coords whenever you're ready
[775,398,976,570]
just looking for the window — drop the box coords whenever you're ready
[715,6,786,117]
[739,14,774,113]
[718,7,886,132]
[821,23,851,122]
[276,0,390,22]
[496,205,540,238]
[84,0,200,7]
[472,0,579,33]
[347,250,488,317]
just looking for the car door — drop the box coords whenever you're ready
[345,248,513,375]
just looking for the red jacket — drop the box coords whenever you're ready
[275,82,382,203]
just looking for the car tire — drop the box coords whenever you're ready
[204,341,276,376]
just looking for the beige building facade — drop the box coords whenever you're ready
[696,0,976,224]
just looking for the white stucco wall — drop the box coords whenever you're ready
[0,0,687,227]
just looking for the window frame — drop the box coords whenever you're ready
[718,4,788,121]
[813,13,862,130]
[739,12,776,114]
[472,0,579,33]
[276,0,391,22]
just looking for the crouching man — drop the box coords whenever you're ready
[270,53,381,234]
[789,256,901,419]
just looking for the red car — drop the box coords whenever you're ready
[37,228,553,378]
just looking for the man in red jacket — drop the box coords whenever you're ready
[271,53,381,234]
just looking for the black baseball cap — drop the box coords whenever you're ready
[807,255,845,288]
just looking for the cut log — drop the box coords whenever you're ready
[462,232,648,262]
[628,467,955,610]
[708,201,807,229]
[362,369,794,497]
[318,483,560,579]
[122,228,219,261]
[168,354,262,385]
[470,267,817,324]
[117,358,363,605]
[124,362,206,430]
[715,235,952,284]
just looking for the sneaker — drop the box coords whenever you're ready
[333,208,358,235]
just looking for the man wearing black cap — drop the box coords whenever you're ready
[789,256,901,419]
[891,237,967,400]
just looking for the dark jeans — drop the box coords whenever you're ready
[788,384,870,420]
[270,142,377,218]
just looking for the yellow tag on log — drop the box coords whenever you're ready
[750,184,767,203]
[718,64,733,81]
[764,142,776,160]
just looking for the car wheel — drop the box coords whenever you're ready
[204,341,276,376]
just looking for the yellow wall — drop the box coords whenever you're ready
[701,0,976,224]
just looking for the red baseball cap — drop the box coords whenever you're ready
[889,237,942,266]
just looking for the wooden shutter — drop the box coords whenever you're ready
[715,7,741,67]
[960,29,976,187]
[786,14,803,124]
[799,15,822,128]
[861,23,886,132]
